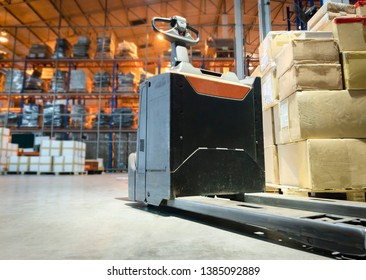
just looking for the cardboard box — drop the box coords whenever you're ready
[259,31,303,73]
[250,66,261,78]
[275,90,366,144]
[261,66,278,109]
[355,1,366,16]
[53,156,84,172]
[275,39,339,78]
[278,139,366,190]
[298,32,333,39]
[0,143,17,157]
[0,127,10,137]
[262,107,276,147]
[264,145,279,184]
[308,2,355,31]
[29,156,53,172]
[278,64,343,101]
[38,156,53,172]
[0,138,7,150]
[0,156,8,171]
[8,156,29,172]
[40,140,62,156]
[273,102,289,145]
[342,51,366,89]
[61,140,86,158]
[29,157,39,172]
[332,17,366,51]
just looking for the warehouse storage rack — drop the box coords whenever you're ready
[0,22,239,172]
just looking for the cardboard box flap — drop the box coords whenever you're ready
[276,39,339,78]
[308,2,355,30]
[342,51,366,89]
[355,1,366,8]
[278,64,343,100]
[334,17,366,25]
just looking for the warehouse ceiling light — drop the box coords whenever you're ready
[0,30,8,43]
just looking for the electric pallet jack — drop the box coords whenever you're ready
[127,16,366,257]
[128,16,264,206]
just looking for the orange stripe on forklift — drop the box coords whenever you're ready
[185,75,251,100]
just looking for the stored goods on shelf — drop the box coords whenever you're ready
[70,104,88,128]
[278,64,343,101]
[115,40,137,58]
[93,71,110,90]
[273,90,366,145]
[70,70,87,91]
[307,2,355,31]
[50,70,67,92]
[278,139,366,190]
[28,44,52,59]
[3,69,24,93]
[20,104,40,128]
[116,72,135,92]
[91,109,110,127]
[42,103,66,127]
[0,111,18,127]
[52,38,72,59]
[73,35,90,58]
[332,17,366,51]
[94,35,113,59]
[341,51,366,89]
[111,107,133,128]
[25,70,43,91]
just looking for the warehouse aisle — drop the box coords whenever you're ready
[0,174,330,260]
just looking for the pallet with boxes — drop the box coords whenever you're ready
[260,1,366,202]
[5,139,86,175]
[0,128,19,172]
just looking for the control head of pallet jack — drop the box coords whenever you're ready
[151,16,200,46]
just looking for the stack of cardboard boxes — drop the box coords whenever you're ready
[7,139,86,173]
[261,1,366,192]
[40,140,86,173]
[0,128,18,172]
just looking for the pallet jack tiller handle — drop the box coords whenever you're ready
[152,16,200,46]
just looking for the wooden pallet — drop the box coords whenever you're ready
[265,184,366,202]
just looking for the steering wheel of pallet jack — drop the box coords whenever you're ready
[151,16,200,46]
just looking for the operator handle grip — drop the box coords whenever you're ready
[151,17,172,33]
[187,24,199,37]
[151,16,200,45]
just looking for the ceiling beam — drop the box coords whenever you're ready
[23,1,59,38]
[47,0,80,36]
[0,2,48,45]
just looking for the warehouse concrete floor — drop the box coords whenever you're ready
[0,174,331,260]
